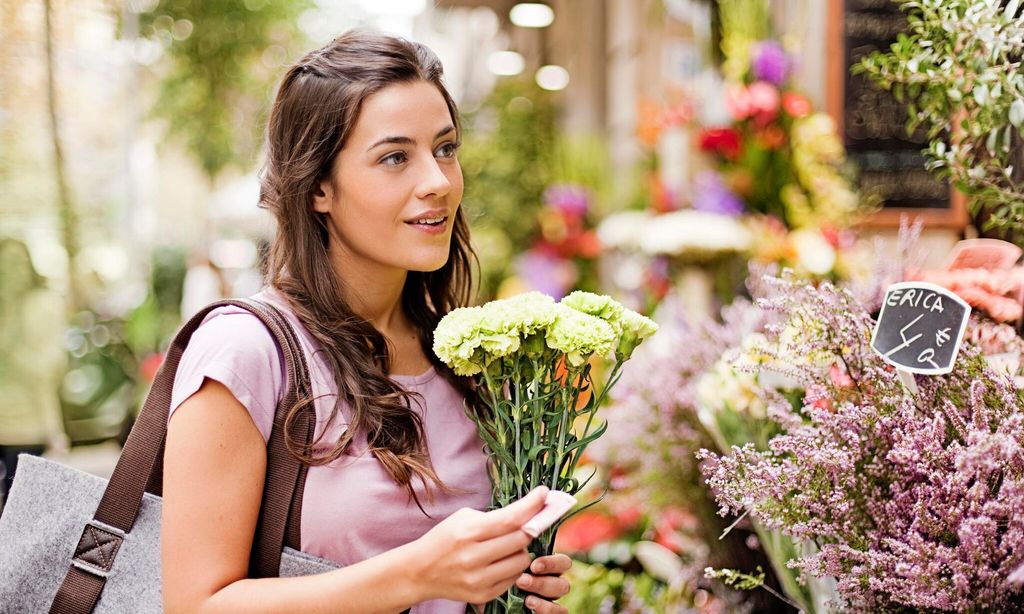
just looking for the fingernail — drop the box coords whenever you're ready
[517,574,532,588]
[533,561,546,573]
[525,596,539,609]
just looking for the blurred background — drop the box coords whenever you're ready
[2,0,1012,611]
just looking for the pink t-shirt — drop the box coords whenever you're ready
[169,288,492,613]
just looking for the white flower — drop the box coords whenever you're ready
[597,210,652,250]
[790,228,836,275]
[639,210,753,257]
[695,353,766,419]
[632,541,685,584]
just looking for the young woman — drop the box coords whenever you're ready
[161,30,572,613]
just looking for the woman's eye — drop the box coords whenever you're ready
[381,152,408,167]
[436,142,460,158]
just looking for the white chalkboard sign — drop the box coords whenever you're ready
[870,282,971,375]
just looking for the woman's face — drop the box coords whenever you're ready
[314,80,464,274]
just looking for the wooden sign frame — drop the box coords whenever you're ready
[825,0,968,229]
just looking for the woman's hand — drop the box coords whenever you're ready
[514,553,572,613]
[410,486,550,606]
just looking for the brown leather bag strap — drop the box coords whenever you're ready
[50,298,313,613]
[244,299,315,575]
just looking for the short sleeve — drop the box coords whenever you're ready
[168,309,284,442]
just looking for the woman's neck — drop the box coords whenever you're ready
[328,239,408,338]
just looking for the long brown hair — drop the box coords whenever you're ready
[259,30,479,513]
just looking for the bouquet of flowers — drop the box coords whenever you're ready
[433,291,658,613]
[696,40,865,232]
[698,271,1024,611]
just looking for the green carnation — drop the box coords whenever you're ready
[434,293,560,374]
[560,291,626,334]
[432,306,491,375]
[490,291,558,337]
[615,309,659,361]
[560,291,658,361]
[545,304,617,367]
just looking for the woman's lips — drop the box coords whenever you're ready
[405,216,448,235]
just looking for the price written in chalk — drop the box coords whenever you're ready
[870,282,971,375]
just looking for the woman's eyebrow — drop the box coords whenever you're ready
[366,125,456,152]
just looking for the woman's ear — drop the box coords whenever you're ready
[312,177,333,214]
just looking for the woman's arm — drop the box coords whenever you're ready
[163,378,549,613]
[162,379,424,613]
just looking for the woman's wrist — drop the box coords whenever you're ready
[390,537,433,605]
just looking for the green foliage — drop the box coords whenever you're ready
[459,80,557,298]
[135,0,312,179]
[122,246,187,355]
[704,565,766,591]
[705,565,802,609]
[856,0,1024,243]
[560,561,672,613]
[717,0,770,81]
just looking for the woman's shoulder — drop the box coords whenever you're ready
[186,288,295,351]
[169,300,286,442]
[191,304,279,353]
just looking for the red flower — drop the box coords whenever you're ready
[554,512,621,553]
[614,504,644,529]
[652,507,696,554]
[576,230,602,258]
[698,127,742,160]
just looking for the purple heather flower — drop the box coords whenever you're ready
[543,183,590,218]
[692,170,745,216]
[514,248,577,299]
[751,40,790,86]
[698,271,1024,612]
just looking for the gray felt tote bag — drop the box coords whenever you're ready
[0,299,339,613]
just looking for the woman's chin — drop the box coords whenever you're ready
[405,254,450,273]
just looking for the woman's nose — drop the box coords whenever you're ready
[415,156,452,199]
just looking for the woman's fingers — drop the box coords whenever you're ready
[481,549,533,585]
[474,525,532,562]
[522,595,568,614]
[515,573,570,599]
[529,553,572,576]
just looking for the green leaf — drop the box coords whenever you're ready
[526,444,549,461]
[563,420,609,454]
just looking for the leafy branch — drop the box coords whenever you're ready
[855,0,1024,242]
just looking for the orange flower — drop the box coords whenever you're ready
[636,99,662,147]
[782,92,812,117]
[757,125,786,149]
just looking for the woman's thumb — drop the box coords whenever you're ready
[483,486,550,536]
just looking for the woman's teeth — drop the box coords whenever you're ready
[411,216,446,225]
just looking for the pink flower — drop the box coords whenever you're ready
[725,84,753,120]
[908,267,1024,322]
[747,81,780,117]
[829,363,854,388]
